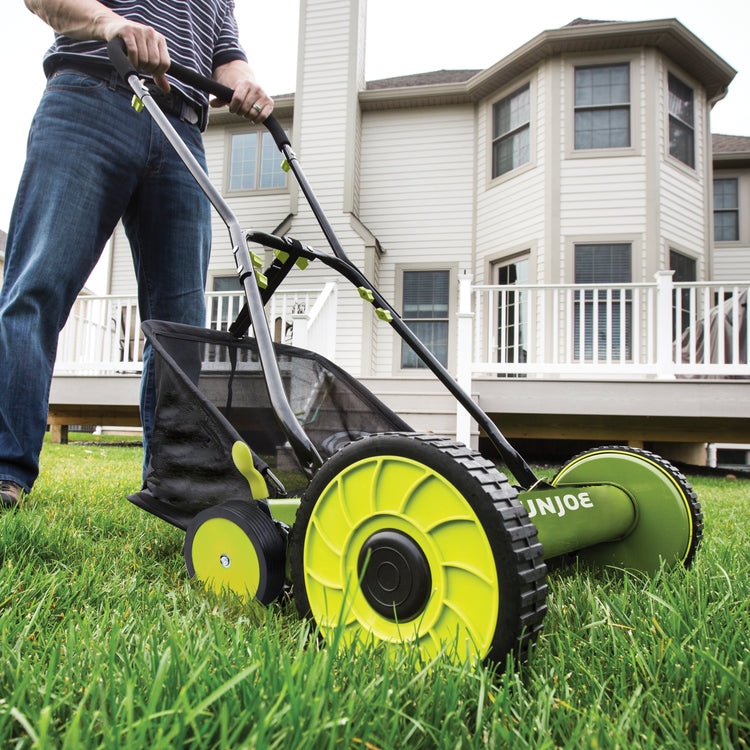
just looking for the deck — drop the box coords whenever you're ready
[50,277,749,464]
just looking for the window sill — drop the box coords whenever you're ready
[565,146,639,160]
[224,186,289,198]
[713,239,743,248]
[665,154,699,180]
[487,160,536,189]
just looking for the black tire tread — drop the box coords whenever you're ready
[290,432,548,664]
[553,445,703,568]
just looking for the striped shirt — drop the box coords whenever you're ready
[42,0,247,108]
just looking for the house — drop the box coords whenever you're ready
[57,0,749,463]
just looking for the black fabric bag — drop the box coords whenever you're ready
[128,320,411,529]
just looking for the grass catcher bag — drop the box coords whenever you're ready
[127,320,411,529]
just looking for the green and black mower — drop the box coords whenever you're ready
[109,41,703,667]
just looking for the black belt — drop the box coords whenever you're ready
[48,58,204,127]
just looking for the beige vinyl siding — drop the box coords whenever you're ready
[359,106,476,376]
[476,170,545,261]
[259,0,369,376]
[713,246,750,280]
[559,159,648,232]
[660,167,705,252]
[108,224,134,296]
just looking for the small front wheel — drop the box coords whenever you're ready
[184,500,286,605]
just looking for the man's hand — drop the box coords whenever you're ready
[101,19,171,92]
[212,60,273,121]
[25,0,171,91]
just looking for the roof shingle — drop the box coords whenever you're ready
[713,134,750,153]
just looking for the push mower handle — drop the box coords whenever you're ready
[106,38,291,150]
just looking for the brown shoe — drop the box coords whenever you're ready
[0,480,25,509]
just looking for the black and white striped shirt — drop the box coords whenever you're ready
[42,0,247,108]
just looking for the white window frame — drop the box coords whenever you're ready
[565,53,640,159]
[490,252,532,373]
[224,124,290,195]
[393,264,457,375]
[713,176,740,243]
[491,83,531,179]
[573,63,631,151]
[487,78,535,186]
[667,72,695,169]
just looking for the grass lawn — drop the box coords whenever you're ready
[1,438,748,748]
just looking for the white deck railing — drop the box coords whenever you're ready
[55,275,749,381]
[458,271,749,381]
[54,287,335,375]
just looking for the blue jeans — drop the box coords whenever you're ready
[0,70,211,491]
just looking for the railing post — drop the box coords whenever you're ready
[305,282,337,361]
[456,272,475,447]
[655,270,676,380]
[292,311,311,350]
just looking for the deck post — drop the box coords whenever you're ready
[456,273,474,447]
[655,270,676,380]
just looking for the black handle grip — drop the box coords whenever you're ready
[107,37,137,81]
[106,37,290,150]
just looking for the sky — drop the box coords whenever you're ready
[1,0,748,289]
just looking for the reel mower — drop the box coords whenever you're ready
[108,42,703,667]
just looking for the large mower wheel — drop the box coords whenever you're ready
[184,500,286,605]
[289,433,548,665]
[552,446,703,572]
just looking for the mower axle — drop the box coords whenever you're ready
[517,484,636,560]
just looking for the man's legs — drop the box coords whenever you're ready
[0,71,152,493]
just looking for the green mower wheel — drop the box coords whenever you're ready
[552,446,703,572]
[184,500,286,605]
[289,433,548,665]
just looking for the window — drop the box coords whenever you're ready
[670,250,697,283]
[670,250,697,337]
[714,178,739,241]
[574,244,632,360]
[228,130,287,191]
[495,256,529,368]
[668,73,694,167]
[401,270,450,369]
[574,64,630,149]
[492,84,530,177]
